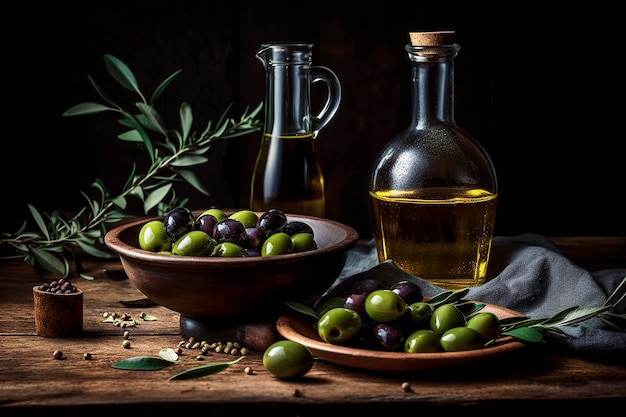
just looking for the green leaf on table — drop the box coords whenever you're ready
[168,356,245,381]
[112,356,177,371]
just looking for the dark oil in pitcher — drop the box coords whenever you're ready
[370,187,497,289]
[251,133,326,217]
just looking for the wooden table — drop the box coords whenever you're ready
[1,237,625,415]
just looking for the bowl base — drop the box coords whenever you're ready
[180,314,281,352]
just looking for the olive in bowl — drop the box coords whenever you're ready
[104,210,359,320]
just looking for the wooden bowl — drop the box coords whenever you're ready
[104,213,359,321]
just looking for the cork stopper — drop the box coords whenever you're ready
[409,31,455,46]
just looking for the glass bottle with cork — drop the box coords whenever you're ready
[369,31,498,290]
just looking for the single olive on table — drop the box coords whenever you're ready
[263,340,314,379]
[137,208,318,258]
[311,278,502,353]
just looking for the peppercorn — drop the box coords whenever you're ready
[53,350,63,360]
[122,340,131,349]
[83,353,92,360]
[39,279,79,294]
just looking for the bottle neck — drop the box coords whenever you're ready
[406,44,459,128]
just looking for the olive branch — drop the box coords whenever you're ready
[0,54,262,279]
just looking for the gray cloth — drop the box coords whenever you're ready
[326,233,626,358]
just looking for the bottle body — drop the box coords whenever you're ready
[369,34,497,289]
[250,43,340,218]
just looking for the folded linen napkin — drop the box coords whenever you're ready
[326,233,626,358]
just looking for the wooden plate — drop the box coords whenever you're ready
[276,302,527,372]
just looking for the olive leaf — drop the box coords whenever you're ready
[500,277,626,343]
[112,356,177,371]
[285,301,318,319]
[0,54,262,279]
[456,301,486,317]
[425,288,470,310]
[502,326,545,343]
[168,356,245,381]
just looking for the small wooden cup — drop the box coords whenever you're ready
[33,286,83,337]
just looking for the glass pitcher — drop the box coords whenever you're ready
[250,43,341,218]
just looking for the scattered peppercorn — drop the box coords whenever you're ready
[401,382,411,392]
[244,366,254,375]
[122,340,131,349]
[53,350,63,360]
[83,353,92,360]
[123,330,130,339]
[175,337,250,356]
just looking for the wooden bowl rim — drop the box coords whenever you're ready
[104,213,360,266]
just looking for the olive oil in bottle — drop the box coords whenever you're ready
[369,31,498,290]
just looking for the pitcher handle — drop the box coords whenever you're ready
[310,66,341,138]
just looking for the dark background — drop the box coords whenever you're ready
[7,3,623,240]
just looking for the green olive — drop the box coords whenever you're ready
[317,307,362,345]
[228,210,259,229]
[171,230,216,256]
[365,289,407,323]
[439,326,485,352]
[211,242,246,257]
[199,208,227,221]
[291,232,318,252]
[430,304,466,337]
[138,220,171,252]
[261,232,294,257]
[404,329,440,353]
[262,340,313,379]
[406,301,432,328]
[466,312,501,342]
